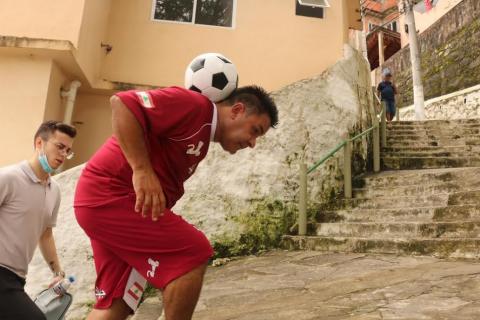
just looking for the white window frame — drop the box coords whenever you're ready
[298,0,330,8]
[150,0,237,29]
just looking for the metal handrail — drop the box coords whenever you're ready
[307,111,383,175]
[307,141,346,174]
[297,95,386,235]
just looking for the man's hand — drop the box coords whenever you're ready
[48,276,64,289]
[132,167,166,221]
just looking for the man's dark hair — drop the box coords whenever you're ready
[226,86,279,128]
[34,120,77,144]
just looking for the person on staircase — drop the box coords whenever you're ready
[377,70,398,123]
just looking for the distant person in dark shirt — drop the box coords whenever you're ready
[377,72,398,122]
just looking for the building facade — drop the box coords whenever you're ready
[0,0,361,168]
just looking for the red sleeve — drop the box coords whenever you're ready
[115,87,210,139]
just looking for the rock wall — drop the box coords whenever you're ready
[399,84,480,120]
[377,0,480,107]
[24,45,373,319]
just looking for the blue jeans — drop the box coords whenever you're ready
[384,100,396,117]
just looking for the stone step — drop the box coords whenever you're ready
[315,221,480,238]
[382,146,480,153]
[338,194,448,210]
[387,128,480,135]
[385,140,480,148]
[382,151,480,158]
[355,167,480,189]
[382,156,480,170]
[352,181,480,198]
[387,134,478,145]
[447,190,480,205]
[321,205,480,223]
[388,119,480,126]
[281,235,480,259]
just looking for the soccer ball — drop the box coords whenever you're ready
[184,53,238,102]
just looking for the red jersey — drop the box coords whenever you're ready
[74,86,217,209]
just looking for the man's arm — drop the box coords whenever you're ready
[38,228,63,278]
[110,95,166,220]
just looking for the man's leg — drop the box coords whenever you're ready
[162,263,208,320]
[85,239,145,320]
[86,298,131,320]
[0,267,46,320]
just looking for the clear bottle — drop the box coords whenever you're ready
[35,275,75,313]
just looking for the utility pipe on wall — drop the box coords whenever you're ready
[61,80,81,125]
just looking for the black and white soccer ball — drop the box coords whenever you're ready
[184,53,238,102]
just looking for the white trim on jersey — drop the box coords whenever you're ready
[168,102,218,142]
[210,102,218,142]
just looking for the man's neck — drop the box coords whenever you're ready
[28,156,50,182]
[214,104,228,142]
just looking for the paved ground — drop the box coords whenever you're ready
[135,250,480,320]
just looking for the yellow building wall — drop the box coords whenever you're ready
[73,0,113,87]
[0,55,52,166]
[65,92,112,169]
[44,62,69,122]
[0,0,84,47]
[102,0,346,91]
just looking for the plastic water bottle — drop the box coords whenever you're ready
[35,276,75,313]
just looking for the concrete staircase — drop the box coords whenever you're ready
[283,119,480,258]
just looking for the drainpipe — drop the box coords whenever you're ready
[61,80,81,125]
[57,80,81,173]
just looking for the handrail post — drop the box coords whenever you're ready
[373,118,380,173]
[396,108,400,121]
[344,140,352,199]
[299,163,307,236]
[381,101,387,148]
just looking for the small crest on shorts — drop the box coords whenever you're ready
[95,287,106,299]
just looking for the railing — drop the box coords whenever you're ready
[297,95,387,236]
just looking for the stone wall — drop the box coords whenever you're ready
[399,84,480,120]
[377,0,480,107]
[24,46,373,319]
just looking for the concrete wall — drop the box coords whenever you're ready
[399,84,480,120]
[378,0,480,107]
[0,0,84,46]
[101,0,347,91]
[175,45,372,251]
[398,0,463,48]
[0,55,52,166]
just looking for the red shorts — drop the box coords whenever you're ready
[74,200,213,311]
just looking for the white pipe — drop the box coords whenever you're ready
[61,80,81,125]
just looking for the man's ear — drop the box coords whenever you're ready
[231,102,246,119]
[34,137,43,150]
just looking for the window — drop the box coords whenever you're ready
[298,0,330,8]
[152,0,235,28]
[386,21,398,32]
[296,0,326,19]
[368,23,379,31]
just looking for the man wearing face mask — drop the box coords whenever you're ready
[0,120,77,320]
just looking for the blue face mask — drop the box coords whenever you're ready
[38,150,54,174]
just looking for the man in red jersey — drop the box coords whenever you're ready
[74,85,278,320]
